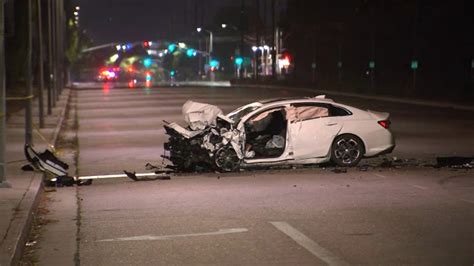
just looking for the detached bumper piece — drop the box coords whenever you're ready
[23,144,80,187]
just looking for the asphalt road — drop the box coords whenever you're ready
[29,84,473,265]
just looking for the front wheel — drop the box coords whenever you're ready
[330,134,364,167]
[214,147,241,172]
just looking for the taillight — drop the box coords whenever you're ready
[378,120,390,129]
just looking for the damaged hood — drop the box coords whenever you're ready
[182,100,224,130]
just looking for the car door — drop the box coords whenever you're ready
[288,103,342,160]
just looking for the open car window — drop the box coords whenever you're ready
[246,107,285,132]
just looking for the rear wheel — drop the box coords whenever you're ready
[330,134,364,167]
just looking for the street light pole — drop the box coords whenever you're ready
[271,0,276,78]
[197,27,213,81]
[255,0,260,80]
[47,0,53,113]
[37,0,45,128]
[25,0,33,145]
[0,0,11,188]
[240,0,245,79]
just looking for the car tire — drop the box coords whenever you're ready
[330,134,365,167]
[214,146,241,172]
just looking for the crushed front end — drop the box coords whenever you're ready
[163,101,244,172]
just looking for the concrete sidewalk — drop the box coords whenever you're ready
[0,89,70,266]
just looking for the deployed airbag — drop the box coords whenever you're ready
[182,100,223,130]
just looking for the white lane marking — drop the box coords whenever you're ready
[270,221,349,266]
[375,173,387,179]
[410,184,428,190]
[461,199,474,204]
[97,228,248,242]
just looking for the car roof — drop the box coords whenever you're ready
[258,95,335,105]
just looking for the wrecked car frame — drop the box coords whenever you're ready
[163,96,396,172]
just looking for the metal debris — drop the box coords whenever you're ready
[435,157,473,169]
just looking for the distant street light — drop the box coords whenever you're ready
[196,27,214,81]
[221,23,244,79]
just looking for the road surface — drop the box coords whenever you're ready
[24,84,473,265]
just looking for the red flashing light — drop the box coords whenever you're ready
[378,120,391,129]
[145,80,152,88]
[281,52,292,62]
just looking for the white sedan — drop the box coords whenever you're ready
[163,96,395,172]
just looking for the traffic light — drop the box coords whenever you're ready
[170,70,176,77]
[145,72,152,81]
[234,56,243,66]
[186,49,196,57]
[168,43,176,53]
[143,57,152,68]
[210,59,219,68]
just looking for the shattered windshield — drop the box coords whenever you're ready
[227,103,263,123]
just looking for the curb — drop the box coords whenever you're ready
[4,176,43,266]
[233,84,474,112]
[51,89,71,147]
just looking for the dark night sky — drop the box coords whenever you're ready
[74,0,237,44]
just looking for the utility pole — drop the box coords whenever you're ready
[54,0,60,100]
[37,0,45,128]
[255,0,260,80]
[25,0,33,145]
[369,4,375,93]
[0,0,11,188]
[271,0,276,78]
[57,0,63,96]
[51,0,57,107]
[239,0,244,79]
[411,0,419,96]
[47,0,53,113]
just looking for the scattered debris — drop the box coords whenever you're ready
[124,170,171,181]
[332,168,347,174]
[25,241,37,247]
[358,164,370,171]
[23,144,172,186]
[435,156,473,169]
[21,164,35,171]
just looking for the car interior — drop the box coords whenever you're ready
[244,107,288,159]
